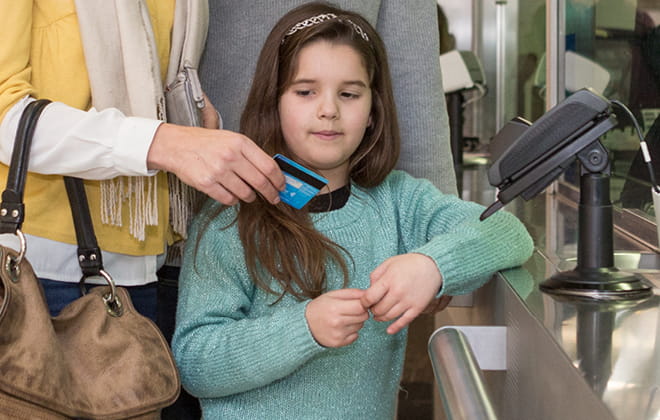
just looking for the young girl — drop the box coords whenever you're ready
[172,3,533,419]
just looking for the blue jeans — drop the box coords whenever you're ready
[39,278,158,322]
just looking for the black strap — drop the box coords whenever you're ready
[63,176,104,277]
[0,99,51,234]
[0,99,104,277]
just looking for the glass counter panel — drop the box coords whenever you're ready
[561,0,660,227]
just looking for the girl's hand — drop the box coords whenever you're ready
[361,254,443,335]
[305,288,369,348]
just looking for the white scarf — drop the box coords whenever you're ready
[74,0,200,241]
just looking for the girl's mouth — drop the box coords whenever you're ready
[313,131,341,140]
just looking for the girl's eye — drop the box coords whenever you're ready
[341,92,360,99]
[295,90,313,97]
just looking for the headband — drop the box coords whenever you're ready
[282,13,370,44]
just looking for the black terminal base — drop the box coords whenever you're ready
[540,268,653,301]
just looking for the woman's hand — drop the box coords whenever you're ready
[147,123,285,206]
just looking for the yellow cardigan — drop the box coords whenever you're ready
[0,0,175,255]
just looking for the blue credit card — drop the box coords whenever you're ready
[273,154,328,209]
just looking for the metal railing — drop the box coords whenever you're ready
[428,327,499,420]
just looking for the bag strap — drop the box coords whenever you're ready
[63,176,105,278]
[165,0,209,108]
[0,99,51,236]
[166,0,208,81]
[1,100,115,298]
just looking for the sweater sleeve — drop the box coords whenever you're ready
[172,205,326,399]
[377,0,457,195]
[392,172,534,296]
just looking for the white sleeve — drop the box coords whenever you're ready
[0,96,161,179]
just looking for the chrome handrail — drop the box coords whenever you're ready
[428,327,499,420]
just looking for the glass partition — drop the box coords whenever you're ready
[560,0,660,228]
[518,0,547,123]
[439,0,658,252]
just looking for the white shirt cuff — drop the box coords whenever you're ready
[115,116,162,176]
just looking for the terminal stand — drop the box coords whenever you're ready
[539,143,653,300]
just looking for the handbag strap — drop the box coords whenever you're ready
[166,0,208,86]
[0,99,51,236]
[63,176,105,278]
[1,99,113,292]
[165,0,208,110]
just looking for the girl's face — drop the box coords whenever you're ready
[278,40,372,190]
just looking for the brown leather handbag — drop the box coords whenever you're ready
[0,100,180,419]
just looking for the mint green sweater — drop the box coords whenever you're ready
[172,171,533,419]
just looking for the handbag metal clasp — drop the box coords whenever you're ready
[4,229,27,282]
[79,269,123,317]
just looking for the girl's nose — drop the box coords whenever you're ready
[318,96,339,120]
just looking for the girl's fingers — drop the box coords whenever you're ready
[361,280,387,308]
[373,302,405,322]
[386,308,420,335]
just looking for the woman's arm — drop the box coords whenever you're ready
[0,3,284,204]
[0,97,160,179]
[0,4,158,179]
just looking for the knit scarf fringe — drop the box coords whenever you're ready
[167,173,204,238]
[100,176,156,242]
[99,175,198,241]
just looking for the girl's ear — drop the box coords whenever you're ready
[367,114,374,129]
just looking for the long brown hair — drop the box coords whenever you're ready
[210,2,400,301]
